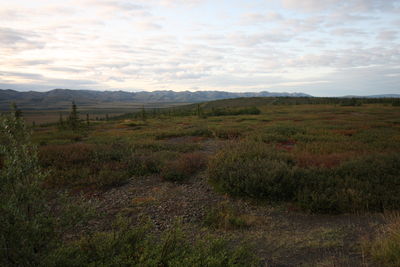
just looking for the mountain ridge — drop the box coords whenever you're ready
[1,89,399,110]
[0,89,311,109]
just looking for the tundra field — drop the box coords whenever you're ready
[2,97,400,266]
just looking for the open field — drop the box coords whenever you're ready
[2,99,400,266]
[3,102,189,125]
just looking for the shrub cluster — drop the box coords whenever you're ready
[0,114,91,266]
[366,214,400,266]
[206,106,261,117]
[45,217,259,267]
[161,152,208,182]
[208,141,400,213]
[208,142,296,201]
[0,115,56,266]
[204,202,250,230]
[39,142,169,189]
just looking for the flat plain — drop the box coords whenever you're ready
[24,99,400,266]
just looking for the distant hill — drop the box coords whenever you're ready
[343,94,400,98]
[0,89,311,110]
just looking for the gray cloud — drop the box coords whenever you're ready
[331,28,368,37]
[281,0,399,13]
[0,27,45,50]
[377,30,398,41]
[46,67,84,73]
[1,0,399,95]
[241,12,283,25]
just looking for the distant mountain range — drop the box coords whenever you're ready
[343,94,400,98]
[0,89,399,110]
[0,89,311,110]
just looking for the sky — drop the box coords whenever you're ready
[1,0,400,96]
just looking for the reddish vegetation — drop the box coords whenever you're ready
[295,152,355,168]
[39,143,95,167]
[161,152,208,181]
[167,136,206,143]
[332,129,358,137]
[275,140,296,151]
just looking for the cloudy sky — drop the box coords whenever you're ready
[1,0,400,96]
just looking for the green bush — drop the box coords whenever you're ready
[0,114,91,266]
[161,152,207,182]
[44,217,260,267]
[208,141,400,213]
[208,141,297,200]
[367,214,400,266]
[206,106,261,116]
[297,153,400,213]
[39,142,176,189]
[204,202,250,230]
[260,125,312,143]
[95,168,128,188]
[0,114,58,266]
[212,127,244,140]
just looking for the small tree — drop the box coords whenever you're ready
[141,105,147,122]
[11,102,22,118]
[58,112,64,130]
[68,101,80,131]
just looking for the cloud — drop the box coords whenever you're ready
[0,71,45,81]
[377,30,397,41]
[136,21,163,31]
[0,0,399,95]
[83,0,145,12]
[227,31,293,47]
[157,0,205,7]
[331,28,367,37]
[8,59,52,66]
[0,27,45,51]
[46,67,84,73]
[280,0,399,13]
[241,12,283,24]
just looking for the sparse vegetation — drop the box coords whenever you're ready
[2,97,400,266]
[161,152,207,182]
[204,201,251,230]
[208,141,400,213]
[45,216,259,267]
[367,213,400,266]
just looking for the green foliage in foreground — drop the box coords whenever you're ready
[368,214,400,266]
[208,141,400,213]
[46,217,259,267]
[0,114,91,266]
[0,114,259,267]
[0,114,57,266]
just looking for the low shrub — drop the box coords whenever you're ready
[212,127,244,140]
[260,125,312,143]
[44,217,259,267]
[366,213,400,266]
[39,143,94,168]
[208,141,400,213]
[206,106,261,116]
[126,153,162,176]
[297,153,400,213]
[204,202,250,230]
[155,127,213,140]
[161,152,208,182]
[208,141,297,200]
[0,114,92,266]
[95,168,128,188]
